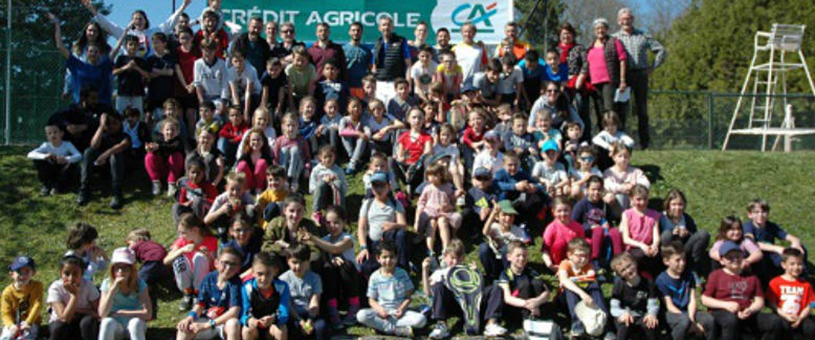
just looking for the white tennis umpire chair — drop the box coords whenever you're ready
[722,24,815,151]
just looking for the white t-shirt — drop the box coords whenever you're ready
[473,150,504,175]
[410,60,438,94]
[226,63,262,97]
[322,232,358,270]
[194,58,229,100]
[499,66,524,95]
[47,279,100,322]
[531,161,569,187]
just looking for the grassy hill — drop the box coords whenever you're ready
[1,147,814,338]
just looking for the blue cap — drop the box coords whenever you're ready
[719,241,744,257]
[461,84,478,94]
[370,171,389,184]
[484,130,501,142]
[473,167,492,179]
[542,139,559,153]
[9,256,35,272]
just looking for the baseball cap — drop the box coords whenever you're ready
[718,241,744,257]
[110,247,136,266]
[541,139,559,153]
[473,167,492,180]
[370,172,389,184]
[9,256,35,272]
[497,200,518,215]
[484,130,500,143]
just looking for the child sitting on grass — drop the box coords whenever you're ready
[743,198,807,284]
[280,245,327,340]
[2,256,42,340]
[356,242,426,337]
[766,248,815,339]
[240,252,289,340]
[701,241,783,340]
[175,247,243,340]
[656,242,714,340]
[557,238,610,338]
[424,239,507,339]
[27,124,81,196]
[609,252,659,340]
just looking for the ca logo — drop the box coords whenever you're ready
[451,2,498,33]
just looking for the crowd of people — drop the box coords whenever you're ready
[12,0,815,339]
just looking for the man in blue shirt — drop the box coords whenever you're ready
[343,22,372,99]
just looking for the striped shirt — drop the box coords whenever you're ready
[612,28,666,71]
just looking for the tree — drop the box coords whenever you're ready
[0,0,110,142]
[560,0,627,46]
[515,0,566,52]
[653,0,815,92]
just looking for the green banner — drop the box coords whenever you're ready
[221,0,514,44]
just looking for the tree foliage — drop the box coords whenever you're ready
[653,0,815,92]
[515,0,566,52]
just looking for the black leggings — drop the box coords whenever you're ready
[319,259,362,301]
[49,313,99,340]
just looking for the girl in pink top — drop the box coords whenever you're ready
[619,184,661,280]
[542,197,588,271]
[708,215,763,271]
[603,142,649,209]
[414,162,462,254]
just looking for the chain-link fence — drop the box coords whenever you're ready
[1,42,815,150]
[0,46,66,145]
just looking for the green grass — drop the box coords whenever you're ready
[2,147,815,338]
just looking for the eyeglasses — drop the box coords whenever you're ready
[281,30,293,34]
[114,265,132,272]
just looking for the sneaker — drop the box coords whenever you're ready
[50,187,59,196]
[77,191,88,206]
[290,182,299,193]
[570,320,585,337]
[151,181,161,196]
[344,166,354,175]
[40,186,51,196]
[393,325,413,337]
[484,322,507,337]
[109,194,123,210]
[604,331,617,340]
[179,294,194,311]
[456,196,465,207]
[167,183,178,198]
[428,322,449,339]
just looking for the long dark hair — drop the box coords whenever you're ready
[73,21,111,56]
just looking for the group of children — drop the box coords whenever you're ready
[16,2,815,339]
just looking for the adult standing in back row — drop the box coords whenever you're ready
[372,16,412,105]
[613,8,665,149]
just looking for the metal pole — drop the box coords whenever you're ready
[4,0,11,145]
[708,92,714,149]
[172,0,176,13]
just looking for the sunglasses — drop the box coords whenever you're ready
[580,156,595,163]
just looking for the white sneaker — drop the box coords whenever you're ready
[429,322,450,339]
[484,322,507,337]
[393,325,413,337]
[456,196,466,207]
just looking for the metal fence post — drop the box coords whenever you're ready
[708,92,715,149]
[4,0,11,145]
